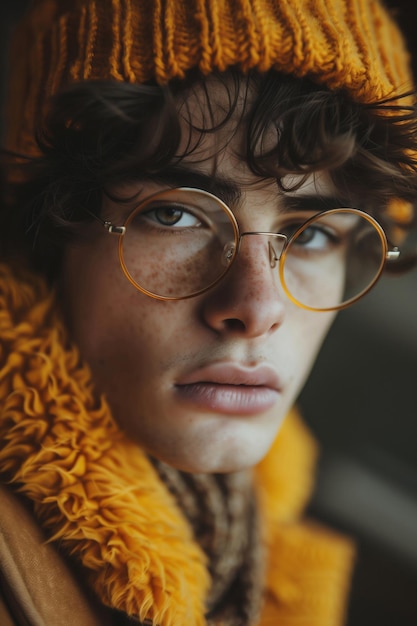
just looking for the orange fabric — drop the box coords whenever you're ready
[260,523,354,625]
[6,0,414,160]
[0,264,355,625]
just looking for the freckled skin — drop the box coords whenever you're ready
[60,92,338,474]
[123,199,228,298]
[61,182,336,473]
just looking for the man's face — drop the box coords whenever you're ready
[60,89,337,473]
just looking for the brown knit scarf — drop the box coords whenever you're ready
[151,460,265,626]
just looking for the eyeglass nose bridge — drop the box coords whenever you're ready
[229,232,288,268]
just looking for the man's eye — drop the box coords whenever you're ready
[292,225,337,250]
[144,204,202,228]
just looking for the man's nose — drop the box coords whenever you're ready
[201,233,288,337]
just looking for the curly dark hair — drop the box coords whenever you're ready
[1,69,417,277]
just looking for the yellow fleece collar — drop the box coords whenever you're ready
[0,264,352,626]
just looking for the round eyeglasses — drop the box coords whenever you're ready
[98,187,400,312]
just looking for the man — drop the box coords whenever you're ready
[0,1,416,625]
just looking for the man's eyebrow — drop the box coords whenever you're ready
[282,194,354,213]
[153,167,242,206]
[152,169,352,213]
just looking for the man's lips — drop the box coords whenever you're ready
[176,362,282,389]
[175,363,281,415]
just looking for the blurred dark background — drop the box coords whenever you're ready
[1,2,416,625]
[303,2,417,623]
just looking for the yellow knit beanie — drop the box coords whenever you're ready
[5,0,414,159]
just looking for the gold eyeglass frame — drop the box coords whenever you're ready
[99,187,400,312]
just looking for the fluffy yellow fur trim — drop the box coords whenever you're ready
[0,265,209,625]
[0,264,355,625]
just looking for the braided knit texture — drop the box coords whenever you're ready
[6,0,413,158]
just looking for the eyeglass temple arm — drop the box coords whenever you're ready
[103,222,126,235]
[82,206,126,235]
[387,247,400,260]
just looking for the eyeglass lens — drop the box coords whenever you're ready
[119,189,386,310]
